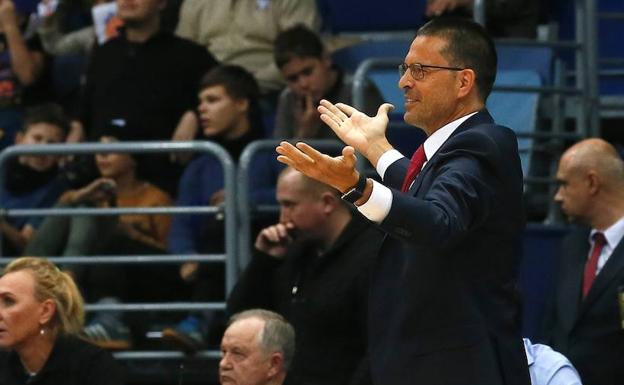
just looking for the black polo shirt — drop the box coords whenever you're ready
[81,28,218,140]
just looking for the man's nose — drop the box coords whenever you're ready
[398,71,413,89]
[554,188,562,202]
[219,355,229,369]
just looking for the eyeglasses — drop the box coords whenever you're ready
[398,62,465,80]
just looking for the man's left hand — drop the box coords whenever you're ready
[276,141,359,193]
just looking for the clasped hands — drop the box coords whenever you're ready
[276,99,395,192]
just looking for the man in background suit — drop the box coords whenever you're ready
[276,17,530,385]
[543,138,624,385]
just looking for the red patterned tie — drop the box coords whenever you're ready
[401,144,426,192]
[582,232,606,298]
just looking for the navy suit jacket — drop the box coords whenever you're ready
[368,110,530,385]
[543,227,624,385]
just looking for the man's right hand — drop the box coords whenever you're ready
[254,222,296,259]
[317,99,394,167]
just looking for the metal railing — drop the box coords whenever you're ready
[0,141,236,361]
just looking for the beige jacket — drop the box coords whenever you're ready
[176,0,321,93]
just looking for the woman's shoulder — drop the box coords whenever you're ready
[54,335,126,384]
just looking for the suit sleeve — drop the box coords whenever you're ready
[383,157,410,189]
[380,129,513,249]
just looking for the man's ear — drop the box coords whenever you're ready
[321,51,332,69]
[266,352,284,378]
[456,68,476,99]
[587,170,600,195]
[321,192,339,214]
[235,98,250,115]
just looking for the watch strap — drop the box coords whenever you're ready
[341,174,367,204]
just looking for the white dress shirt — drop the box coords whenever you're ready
[358,112,478,223]
[523,338,582,385]
[589,216,624,275]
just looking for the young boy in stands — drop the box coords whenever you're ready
[0,103,69,255]
[164,65,278,351]
[273,25,383,139]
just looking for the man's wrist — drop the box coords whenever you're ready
[341,174,367,204]
[364,139,394,168]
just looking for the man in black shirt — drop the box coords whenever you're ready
[227,167,382,385]
[79,0,218,192]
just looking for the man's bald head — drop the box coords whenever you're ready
[555,138,624,228]
[278,167,341,199]
[560,138,624,189]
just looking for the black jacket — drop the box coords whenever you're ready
[0,334,125,385]
[228,213,383,385]
[542,226,624,385]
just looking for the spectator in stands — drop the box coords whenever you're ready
[273,25,383,140]
[0,103,69,256]
[26,126,172,261]
[0,256,125,384]
[0,0,54,152]
[163,65,276,350]
[425,0,539,38]
[175,0,320,96]
[79,0,218,193]
[219,309,294,385]
[522,338,582,385]
[542,138,624,385]
[25,126,174,348]
[226,167,381,385]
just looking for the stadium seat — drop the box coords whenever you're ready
[487,69,542,176]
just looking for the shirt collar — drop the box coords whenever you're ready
[590,216,624,248]
[522,338,535,366]
[423,112,478,161]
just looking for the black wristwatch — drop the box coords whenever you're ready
[341,174,367,204]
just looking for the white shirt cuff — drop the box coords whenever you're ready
[376,149,404,179]
[357,179,392,223]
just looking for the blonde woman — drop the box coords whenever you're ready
[0,257,125,384]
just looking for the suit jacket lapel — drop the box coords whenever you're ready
[407,110,495,196]
[580,238,624,314]
[559,233,589,332]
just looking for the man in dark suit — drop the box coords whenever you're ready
[543,138,624,385]
[275,17,530,385]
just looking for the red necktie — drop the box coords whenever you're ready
[401,144,426,192]
[582,232,606,298]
